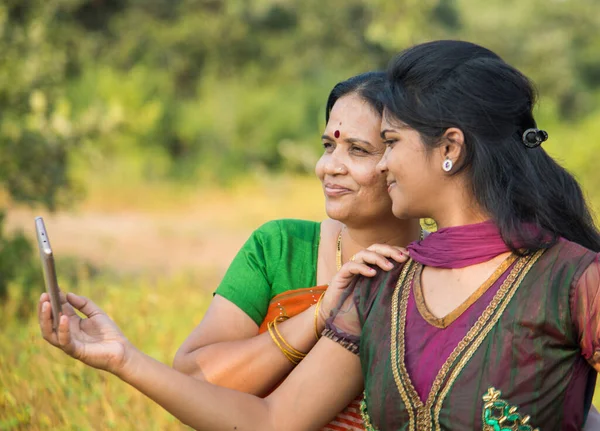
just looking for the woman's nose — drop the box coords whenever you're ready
[376,148,390,173]
[324,153,348,175]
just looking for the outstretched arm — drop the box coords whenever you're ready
[127,336,361,430]
[39,292,362,431]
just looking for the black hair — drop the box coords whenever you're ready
[383,40,600,253]
[325,71,386,123]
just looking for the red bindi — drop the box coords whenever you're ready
[334,130,340,138]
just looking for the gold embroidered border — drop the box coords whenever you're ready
[390,253,536,431]
[359,392,379,431]
[414,254,518,328]
[390,259,418,431]
[432,249,544,430]
[267,286,327,305]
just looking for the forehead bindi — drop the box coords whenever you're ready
[334,120,342,138]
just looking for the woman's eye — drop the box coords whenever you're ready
[351,145,369,154]
[383,139,397,147]
[323,142,333,151]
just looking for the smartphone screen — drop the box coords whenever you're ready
[35,217,62,331]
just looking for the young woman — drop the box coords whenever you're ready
[39,40,600,430]
[172,72,419,430]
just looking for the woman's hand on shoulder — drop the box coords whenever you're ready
[319,244,408,323]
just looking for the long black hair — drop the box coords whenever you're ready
[325,71,386,123]
[382,40,600,253]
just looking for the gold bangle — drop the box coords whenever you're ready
[272,317,306,359]
[314,294,325,341]
[267,318,306,365]
[267,320,300,365]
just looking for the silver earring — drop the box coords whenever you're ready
[442,158,453,172]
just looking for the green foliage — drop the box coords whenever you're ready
[3,0,600,188]
[0,0,95,209]
[4,0,599,186]
[0,212,42,318]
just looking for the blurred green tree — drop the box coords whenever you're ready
[1,0,600,307]
[0,0,102,304]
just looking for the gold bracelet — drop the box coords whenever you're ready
[267,320,299,365]
[267,318,305,365]
[272,317,306,359]
[314,294,325,341]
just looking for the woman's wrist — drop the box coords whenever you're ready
[316,298,329,335]
[113,342,141,381]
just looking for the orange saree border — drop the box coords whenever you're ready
[258,285,327,334]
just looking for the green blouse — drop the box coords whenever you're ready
[215,219,321,326]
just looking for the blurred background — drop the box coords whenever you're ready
[1,0,600,429]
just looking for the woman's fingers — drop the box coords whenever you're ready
[349,249,401,271]
[66,293,104,318]
[340,261,378,278]
[365,244,408,263]
[57,314,77,356]
[39,292,83,351]
[38,292,48,320]
[39,300,59,345]
[331,261,379,288]
[58,290,81,318]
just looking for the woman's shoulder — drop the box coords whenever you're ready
[248,219,321,252]
[550,238,599,261]
[538,238,600,285]
[255,218,321,237]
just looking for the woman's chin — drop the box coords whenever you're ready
[391,203,411,220]
[324,205,350,223]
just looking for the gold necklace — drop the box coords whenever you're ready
[336,227,425,271]
[336,230,343,271]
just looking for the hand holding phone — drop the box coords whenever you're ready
[35,217,62,331]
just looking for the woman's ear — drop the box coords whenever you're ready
[439,127,465,165]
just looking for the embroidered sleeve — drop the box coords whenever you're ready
[323,276,362,355]
[323,260,402,355]
[571,254,600,366]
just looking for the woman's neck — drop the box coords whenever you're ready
[431,183,490,229]
[342,218,422,258]
[434,212,490,230]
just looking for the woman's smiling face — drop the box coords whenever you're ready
[315,93,394,227]
[376,110,446,220]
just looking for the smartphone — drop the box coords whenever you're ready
[35,217,62,331]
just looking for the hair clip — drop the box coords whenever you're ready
[521,128,548,149]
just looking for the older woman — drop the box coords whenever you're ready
[39,41,600,430]
[172,71,419,430]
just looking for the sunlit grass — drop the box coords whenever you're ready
[1,172,328,430]
[0,269,216,430]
